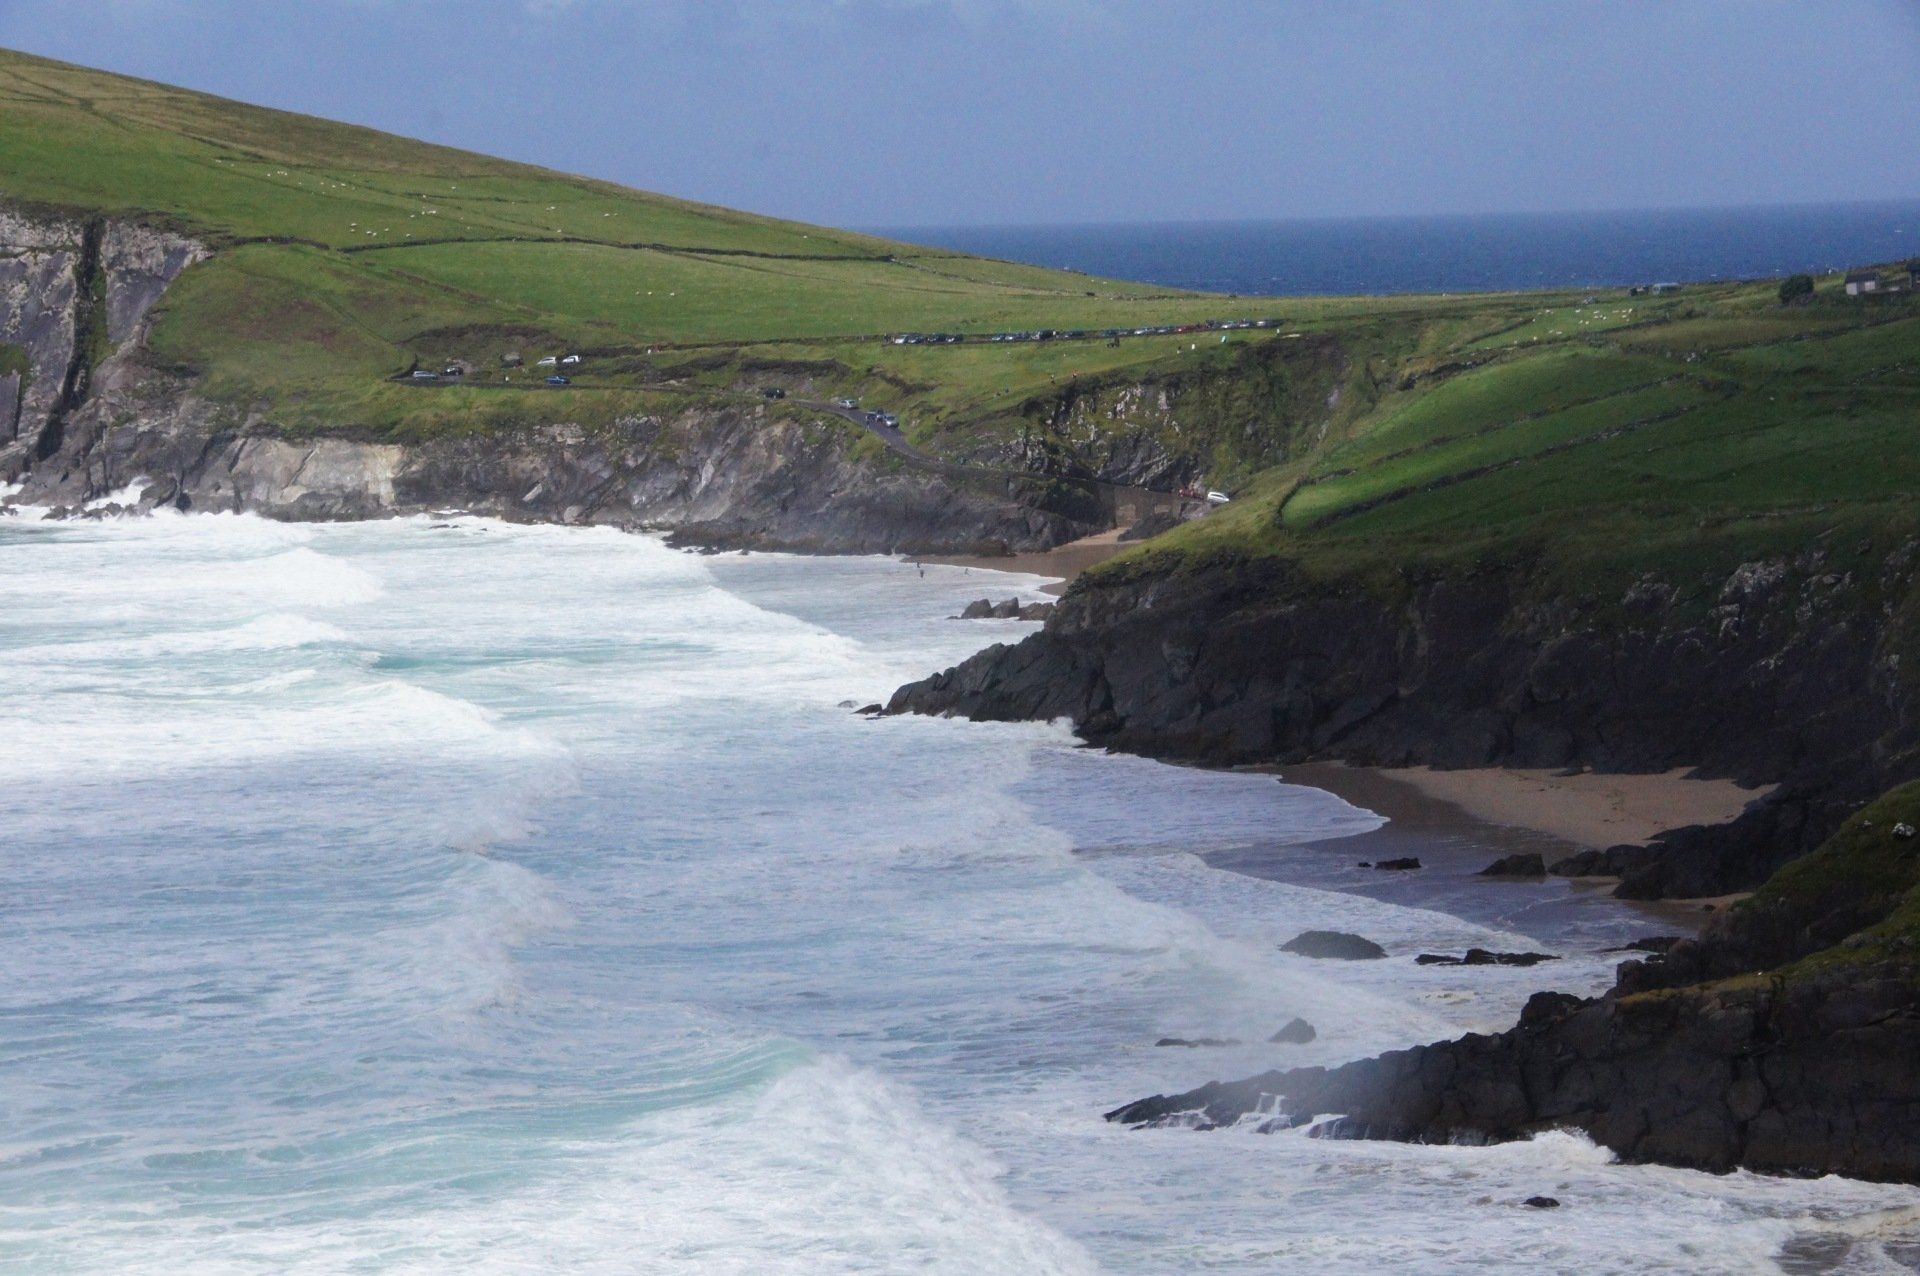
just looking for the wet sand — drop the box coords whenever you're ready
[916,528,1131,596]
[1206,762,1712,951]
[1376,763,1771,850]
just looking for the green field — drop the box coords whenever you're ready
[5,45,1916,592]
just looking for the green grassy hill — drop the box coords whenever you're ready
[1125,273,1919,611]
[5,45,1914,581]
[0,47,1251,439]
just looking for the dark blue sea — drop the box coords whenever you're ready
[874,201,1920,296]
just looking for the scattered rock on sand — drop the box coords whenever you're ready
[1268,1018,1317,1045]
[1373,857,1422,871]
[1415,948,1560,967]
[1523,1196,1561,1209]
[1281,930,1387,960]
[1478,852,1547,877]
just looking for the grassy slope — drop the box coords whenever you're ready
[0,47,1587,451]
[1124,277,1920,611]
[5,46,1914,597]
[0,47,1273,437]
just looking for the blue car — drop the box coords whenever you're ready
[545,375,570,386]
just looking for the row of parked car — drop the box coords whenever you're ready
[407,352,584,387]
[889,318,1281,347]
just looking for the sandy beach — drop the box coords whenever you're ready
[1360,764,1772,851]
[1206,761,1707,944]
[918,528,1132,596]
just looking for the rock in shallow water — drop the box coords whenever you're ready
[1268,1017,1317,1044]
[1280,930,1387,960]
[1478,852,1547,877]
[1414,948,1560,967]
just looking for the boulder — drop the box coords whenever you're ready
[1281,930,1387,960]
[1602,935,1685,955]
[1478,852,1547,877]
[1523,1197,1561,1209]
[1268,1017,1317,1045]
[1373,856,1423,871]
[1154,1037,1238,1048]
[958,598,996,619]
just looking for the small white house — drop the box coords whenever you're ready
[1846,271,1881,296]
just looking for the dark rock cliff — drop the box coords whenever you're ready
[1107,784,1920,1183]
[890,553,1920,899]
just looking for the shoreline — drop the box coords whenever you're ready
[1207,761,1708,950]
[914,528,1132,596]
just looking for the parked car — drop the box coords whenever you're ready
[545,375,571,386]
[1206,490,1231,505]
[441,365,464,377]
[761,387,786,399]
[410,370,439,380]
[833,397,858,409]
[560,354,582,366]
[536,356,558,367]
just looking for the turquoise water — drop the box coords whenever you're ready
[3,512,1917,1273]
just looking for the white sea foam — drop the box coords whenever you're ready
[2,512,1916,1275]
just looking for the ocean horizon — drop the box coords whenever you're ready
[871,200,1920,297]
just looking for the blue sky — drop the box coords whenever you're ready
[2,0,1916,227]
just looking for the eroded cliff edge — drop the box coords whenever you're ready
[0,207,1092,554]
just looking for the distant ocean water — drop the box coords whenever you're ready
[875,200,1920,296]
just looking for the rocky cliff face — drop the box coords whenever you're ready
[0,210,205,461]
[0,208,1091,554]
[957,334,1349,490]
[890,552,1920,898]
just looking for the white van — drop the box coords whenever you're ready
[1206,490,1231,505]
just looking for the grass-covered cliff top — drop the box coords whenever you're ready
[1108,274,1919,609]
[1746,781,1920,978]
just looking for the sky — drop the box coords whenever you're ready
[1,0,1916,228]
